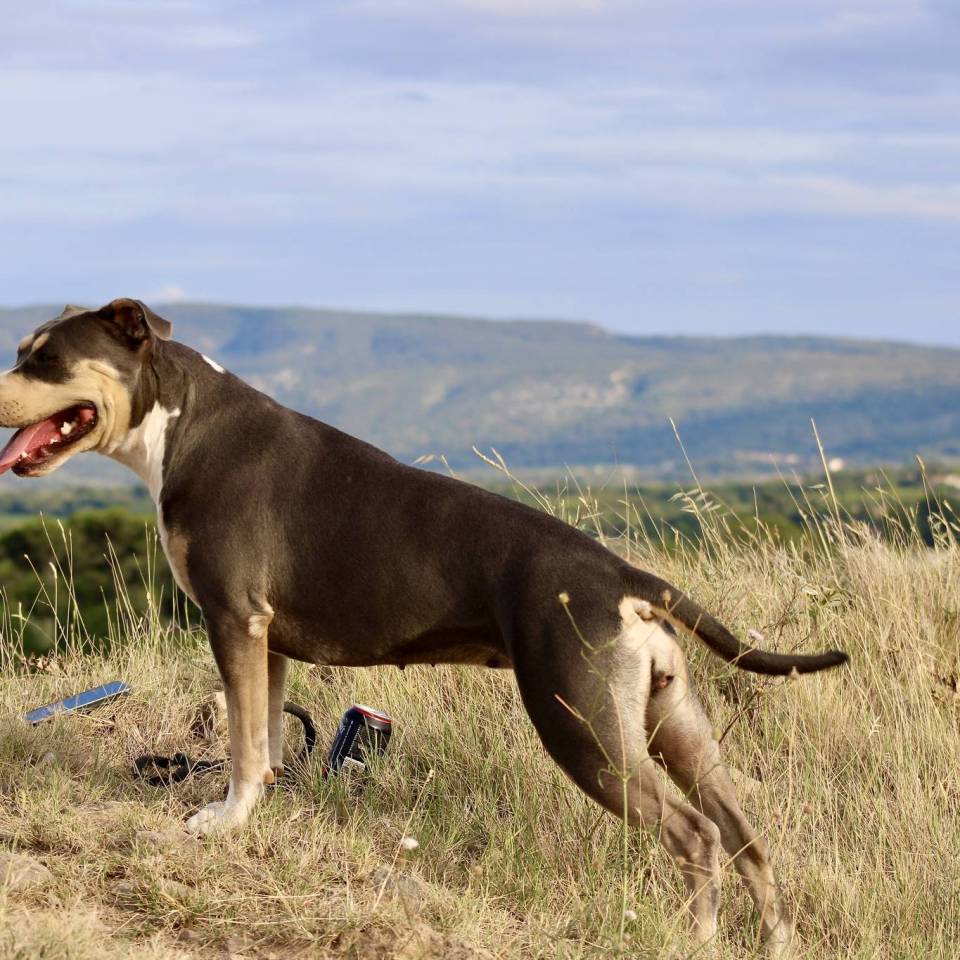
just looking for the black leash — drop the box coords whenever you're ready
[133,701,317,787]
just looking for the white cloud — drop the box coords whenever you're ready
[1,0,958,338]
[146,283,190,302]
[353,0,617,15]
[172,25,259,50]
[812,0,930,36]
[453,0,611,14]
[1,62,958,229]
[767,175,960,222]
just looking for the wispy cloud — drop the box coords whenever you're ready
[145,283,191,302]
[767,176,960,222]
[0,0,957,344]
[2,69,955,224]
[373,0,617,16]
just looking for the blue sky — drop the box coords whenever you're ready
[1,0,958,344]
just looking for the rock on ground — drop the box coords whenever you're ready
[0,852,53,892]
[335,922,493,960]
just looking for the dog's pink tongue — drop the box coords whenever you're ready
[0,420,55,475]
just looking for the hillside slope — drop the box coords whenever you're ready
[2,303,959,478]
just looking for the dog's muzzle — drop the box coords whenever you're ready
[0,403,98,475]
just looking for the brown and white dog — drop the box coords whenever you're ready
[0,300,848,955]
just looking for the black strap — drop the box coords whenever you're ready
[133,701,317,787]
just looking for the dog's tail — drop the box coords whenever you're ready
[625,573,849,676]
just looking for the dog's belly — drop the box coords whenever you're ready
[377,627,513,669]
[267,616,511,669]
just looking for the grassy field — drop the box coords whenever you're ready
[0,478,958,958]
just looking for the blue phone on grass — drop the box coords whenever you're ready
[24,681,132,725]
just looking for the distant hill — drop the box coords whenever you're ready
[2,302,959,483]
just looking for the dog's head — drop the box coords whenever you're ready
[0,299,172,477]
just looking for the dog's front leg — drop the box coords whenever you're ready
[187,609,274,835]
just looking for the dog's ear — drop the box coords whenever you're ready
[98,299,173,343]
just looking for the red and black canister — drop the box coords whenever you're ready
[325,704,393,775]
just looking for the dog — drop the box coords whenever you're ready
[0,300,848,955]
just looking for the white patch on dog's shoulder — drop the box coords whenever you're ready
[109,401,180,503]
[203,355,225,374]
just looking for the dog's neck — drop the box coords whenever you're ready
[106,339,194,504]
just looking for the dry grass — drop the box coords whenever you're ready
[0,474,958,959]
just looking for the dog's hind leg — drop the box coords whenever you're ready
[187,608,274,834]
[511,634,722,948]
[647,662,794,957]
[267,652,289,776]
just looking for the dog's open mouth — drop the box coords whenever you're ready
[0,404,98,476]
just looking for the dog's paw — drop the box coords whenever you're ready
[186,801,236,835]
[661,942,716,960]
[765,933,794,960]
[763,916,794,959]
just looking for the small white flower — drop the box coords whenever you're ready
[623,909,638,922]
[400,836,420,852]
[747,629,765,644]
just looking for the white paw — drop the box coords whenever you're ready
[186,801,237,835]
[766,934,794,960]
[765,923,795,959]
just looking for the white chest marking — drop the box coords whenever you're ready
[203,355,225,373]
[109,401,180,504]
[109,402,196,600]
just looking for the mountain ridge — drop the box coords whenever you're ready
[1,302,958,483]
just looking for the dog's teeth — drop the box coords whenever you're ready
[60,421,76,436]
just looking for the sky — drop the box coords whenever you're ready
[1,0,958,344]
